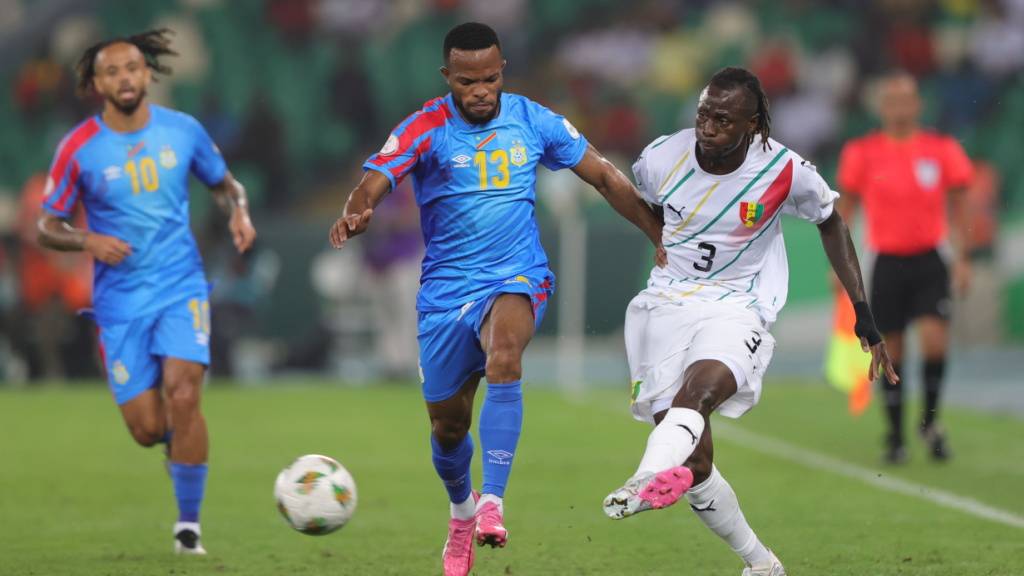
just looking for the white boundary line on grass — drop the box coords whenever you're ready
[715,423,1024,529]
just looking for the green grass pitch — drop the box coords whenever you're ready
[1,381,1021,575]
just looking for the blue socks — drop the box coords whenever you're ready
[169,462,207,523]
[431,433,474,504]
[480,381,523,497]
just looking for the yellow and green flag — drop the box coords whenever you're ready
[824,292,873,416]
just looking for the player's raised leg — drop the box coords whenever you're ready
[427,377,481,576]
[476,293,534,548]
[604,359,734,518]
[163,357,209,555]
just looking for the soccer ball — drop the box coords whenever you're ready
[274,454,358,535]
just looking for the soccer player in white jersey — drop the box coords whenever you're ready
[602,67,898,575]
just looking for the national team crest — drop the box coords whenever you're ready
[914,158,940,189]
[509,141,527,167]
[159,146,178,169]
[112,360,130,385]
[739,201,765,228]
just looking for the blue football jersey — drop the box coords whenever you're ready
[364,92,588,311]
[42,104,226,324]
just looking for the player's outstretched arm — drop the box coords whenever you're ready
[329,169,391,249]
[571,144,666,267]
[817,211,898,383]
[209,171,256,254]
[37,213,132,265]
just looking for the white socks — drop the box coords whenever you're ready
[451,494,476,520]
[452,493,504,520]
[685,465,771,566]
[477,493,503,513]
[635,407,705,476]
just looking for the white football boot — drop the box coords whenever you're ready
[173,522,207,555]
[603,466,694,519]
[742,550,786,576]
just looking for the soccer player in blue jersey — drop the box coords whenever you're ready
[36,29,256,554]
[329,22,665,576]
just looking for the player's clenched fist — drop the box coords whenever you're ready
[229,210,257,253]
[84,233,132,265]
[329,208,373,249]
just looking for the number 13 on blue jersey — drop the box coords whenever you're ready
[473,149,510,189]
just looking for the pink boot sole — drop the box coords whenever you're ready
[638,466,694,509]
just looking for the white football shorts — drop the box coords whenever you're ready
[624,293,776,424]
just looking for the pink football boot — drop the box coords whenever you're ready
[475,499,508,548]
[442,492,479,576]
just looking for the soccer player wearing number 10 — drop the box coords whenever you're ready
[329,22,664,576]
[602,68,898,575]
[36,30,256,554]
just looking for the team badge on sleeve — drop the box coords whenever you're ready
[562,118,580,139]
[739,201,765,228]
[379,134,399,156]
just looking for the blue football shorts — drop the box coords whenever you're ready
[417,270,555,403]
[96,291,211,405]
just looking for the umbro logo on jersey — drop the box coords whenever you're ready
[452,154,471,168]
[103,166,123,181]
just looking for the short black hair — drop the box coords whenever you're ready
[708,66,772,152]
[75,28,177,97]
[443,22,500,63]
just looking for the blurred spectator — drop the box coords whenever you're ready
[748,39,798,97]
[208,240,280,378]
[231,95,289,209]
[969,0,1024,79]
[14,174,95,381]
[361,179,421,381]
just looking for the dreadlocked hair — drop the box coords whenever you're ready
[75,28,177,97]
[708,66,772,152]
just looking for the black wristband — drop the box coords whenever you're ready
[852,301,882,346]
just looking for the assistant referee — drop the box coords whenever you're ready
[837,71,973,464]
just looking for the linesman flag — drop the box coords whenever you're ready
[824,291,873,416]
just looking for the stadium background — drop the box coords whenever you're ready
[3,0,1024,389]
[1,2,1023,575]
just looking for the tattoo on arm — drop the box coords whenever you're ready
[210,172,248,215]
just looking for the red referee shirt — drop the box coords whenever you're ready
[838,130,973,256]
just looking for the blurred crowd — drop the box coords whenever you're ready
[1,0,1020,382]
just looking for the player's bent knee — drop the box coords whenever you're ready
[674,383,723,417]
[165,381,201,414]
[431,419,470,450]
[484,349,523,384]
[127,421,164,447]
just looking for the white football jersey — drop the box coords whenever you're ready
[632,129,838,325]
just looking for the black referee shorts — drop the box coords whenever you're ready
[870,249,951,334]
